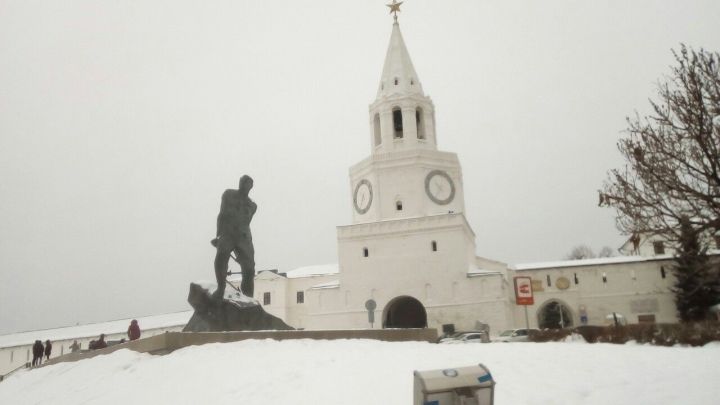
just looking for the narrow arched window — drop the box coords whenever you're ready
[392,108,403,139]
[396,200,403,211]
[416,108,425,139]
[363,247,369,257]
[431,241,437,252]
[373,114,381,146]
[394,77,399,85]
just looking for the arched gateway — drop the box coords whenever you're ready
[537,299,574,329]
[382,296,427,328]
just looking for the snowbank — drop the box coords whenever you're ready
[1,339,718,404]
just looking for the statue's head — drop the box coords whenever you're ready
[239,175,254,194]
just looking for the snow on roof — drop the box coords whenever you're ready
[467,266,503,277]
[310,280,340,290]
[0,310,193,349]
[285,263,339,279]
[512,255,666,271]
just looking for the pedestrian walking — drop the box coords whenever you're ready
[31,340,43,366]
[44,340,52,361]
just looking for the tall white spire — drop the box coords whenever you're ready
[376,22,424,99]
[367,7,437,153]
[350,4,465,225]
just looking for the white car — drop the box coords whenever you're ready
[439,332,489,344]
[492,328,539,342]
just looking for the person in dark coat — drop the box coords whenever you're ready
[32,340,44,366]
[127,319,141,341]
[94,334,108,349]
[44,340,52,360]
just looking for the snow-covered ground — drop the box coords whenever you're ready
[1,339,718,404]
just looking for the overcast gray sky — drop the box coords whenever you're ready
[1,0,719,335]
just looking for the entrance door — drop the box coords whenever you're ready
[383,296,427,328]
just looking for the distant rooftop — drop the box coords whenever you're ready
[0,310,192,349]
[512,255,668,271]
[467,266,503,278]
[310,280,340,290]
[513,249,720,271]
[284,263,339,279]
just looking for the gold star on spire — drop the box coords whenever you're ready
[386,0,403,22]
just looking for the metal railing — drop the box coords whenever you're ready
[0,362,31,382]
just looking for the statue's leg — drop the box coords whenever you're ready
[213,246,232,298]
[236,242,256,297]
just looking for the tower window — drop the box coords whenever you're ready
[431,241,437,252]
[296,291,304,304]
[392,108,403,138]
[396,201,403,211]
[416,108,425,140]
[546,275,552,287]
[574,273,579,284]
[363,247,369,257]
[373,114,381,146]
[394,77,399,85]
[653,241,665,255]
[602,272,608,283]
[660,266,666,279]
[263,292,271,305]
[410,78,415,85]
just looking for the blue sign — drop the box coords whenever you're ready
[478,373,493,383]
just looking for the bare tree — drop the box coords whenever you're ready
[597,246,616,258]
[566,245,596,260]
[673,217,720,321]
[599,45,720,248]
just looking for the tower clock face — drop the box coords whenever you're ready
[353,179,373,214]
[425,170,455,205]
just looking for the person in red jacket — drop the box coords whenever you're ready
[127,319,141,341]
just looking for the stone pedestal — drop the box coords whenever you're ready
[183,283,293,332]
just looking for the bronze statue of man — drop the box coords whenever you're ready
[212,175,257,299]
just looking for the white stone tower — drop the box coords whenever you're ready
[349,19,466,224]
[334,8,500,330]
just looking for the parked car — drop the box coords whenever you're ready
[439,331,489,344]
[492,328,539,342]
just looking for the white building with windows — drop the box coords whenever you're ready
[256,19,512,332]
[247,18,710,334]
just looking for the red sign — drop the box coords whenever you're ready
[514,276,534,305]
